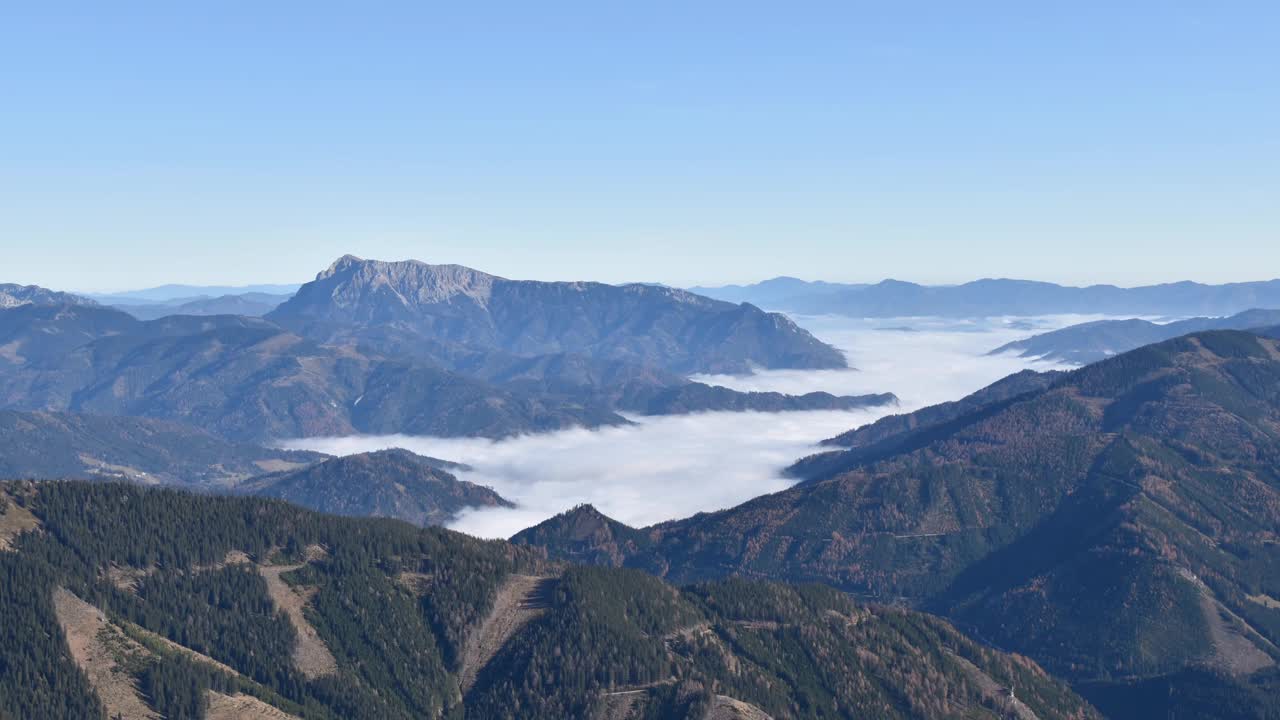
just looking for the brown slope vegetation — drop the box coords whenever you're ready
[787,368,1062,481]
[458,573,557,694]
[54,586,305,720]
[205,691,300,720]
[705,696,775,720]
[517,331,1280,691]
[0,409,321,486]
[0,299,885,449]
[52,588,159,720]
[0,480,1097,720]
[257,560,339,679]
[0,489,40,551]
[0,304,625,442]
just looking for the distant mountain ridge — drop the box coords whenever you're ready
[693,276,1280,317]
[115,291,293,320]
[0,265,889,443]
[0,406,508,525]
[786,368,1064,481]
[268,255,848,375]
[689,276,860,307]
[0,283,96,309]
[990,308,1280,364]
[0,304,626,441]
[86,282,301,304]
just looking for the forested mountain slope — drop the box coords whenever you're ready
[990,308,1280,364]
[0,481,1097,720]
[787,369,1063,481]
[0,304,626,441]
[0,410,321,486]
[0,301,886,444]
[237,449,511,527]
[518,331,1280,717]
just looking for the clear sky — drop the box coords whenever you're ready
[2,2,1277,291]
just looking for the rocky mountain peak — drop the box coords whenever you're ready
[0,284,98,309]
[314,256,499,306]
[317,253,366,279]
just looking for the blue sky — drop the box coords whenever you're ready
[2,2,1277,291]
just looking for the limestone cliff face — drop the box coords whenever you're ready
[0,283,97,309]
[269,256,848,375]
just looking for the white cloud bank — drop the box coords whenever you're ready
[285,315,1087,539]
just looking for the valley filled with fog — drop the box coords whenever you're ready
[286,314,1103,538]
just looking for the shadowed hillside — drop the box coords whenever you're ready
[517,331,1280,716]
[0,296,888,444]
[0,410,322,486]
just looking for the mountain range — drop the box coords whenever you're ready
[0,304,624,441]
[516,330,1280,717]
[13,259,1280,717]
[269,255,848,375]
[0,409,322,486]
[85,283,302,305]
[0,479,1101,719]
[0,406,523,527]
[0,283,97,310]
[692,277,1280,318]
[113,292,293,321]
[990,308,1280,364]
[0,259,889,443]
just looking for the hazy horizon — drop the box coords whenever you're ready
[49,260,1280,298]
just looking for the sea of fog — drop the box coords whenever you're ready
[285,314,1103,538]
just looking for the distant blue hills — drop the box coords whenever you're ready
[691,277,1280,318]
[84,283,302,305]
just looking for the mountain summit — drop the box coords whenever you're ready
[0,284,96,309]
[237,448,511,526]
[313,254,500,307]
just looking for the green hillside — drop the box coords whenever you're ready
[0,480,1096,719]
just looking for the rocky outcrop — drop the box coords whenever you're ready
[268,256,848,375]
[0,284,97,309]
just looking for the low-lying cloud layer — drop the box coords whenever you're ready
[287,315,1085,539]
[692,314,1105,408]
[291,409,889,539]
